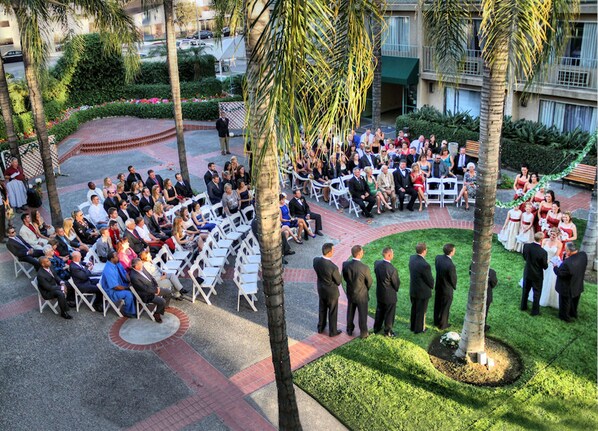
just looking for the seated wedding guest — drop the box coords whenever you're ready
[116,172,127,192]
[108,220,121,244]
[69,250,103,312]
[174,173,193,199]
[37,256,72,319]
[162,178,180,206]
[139,187,155,211]
[236,165,250,188]
[398,142,410,159]
[348,167,376,218]
[280,193,314,241]
[346,152,361,174]
[103,189,120,213]
[377,165,396,211]
[4,158,28,211]
[221,170,234,189]
[224,156,239,179]
[172,216,203,251]
[359,145,378,170]
[410,163,427,212]
[107,207,126,234]
[154,202,172,232]
[19,213,48,250]
[43,244,70,282]
[101,251,136,318]
[116,183,127,202]
[64,216,91,252]
[124,219,149,256]
[430,153,449,180]
[145,169,164,192]
[135,216,163,247]
[150,184,170,210]
[237,180,252,210]
[189,202,216,232]
[439,147,454,174]
[406,147,418,168]
[428,134,439,154]
[129,181,142,200]
[313,160,331,202]
[454,162,477,210]
[289,189,323,237]
[46,237,70,262]
[6,226,44,270]
[31,208,55,238]
[453,147,471,177]
[222,183,241,215]
[130,258,171,323]
[139,250,187,298]
[207,175,224,204]
[204,162,218,185]
[393,159,417,212]
[126,165,143,191]
[116,237,137,272]
[88,195,109,229]
[364,167,390,214]
[96,227,114,262]
[55,226,87,258]
[144,206,170,239]
[87,181,104,204]
[418,154,431,178]
[102,177,117,199]
[127,195,142,220]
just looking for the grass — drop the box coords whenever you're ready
[294,229,597,431]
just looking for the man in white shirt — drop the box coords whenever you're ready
[86,182,104,204]
[88,195,109,229]
[377,165,396,211]
[360,129,374,147]
[135,217,160,245]
[410,135,425,155]
[139,250,187,298]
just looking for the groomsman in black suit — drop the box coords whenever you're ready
[313,243,342,337]
[348,167,376,218]
[409,243,434,333]
[392,159,417,211]
[434,243,457,330]
[554,242,588,322]
[373,247,400,337]
[521,232,548,315]
[342,245,373,339]
[130,258,172,323]
[289,189,323,237]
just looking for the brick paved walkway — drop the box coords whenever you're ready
[0,117,594,430]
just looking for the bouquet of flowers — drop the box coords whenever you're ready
[532,202,540,210]
[515,188,524,197]
[560,231,569,241]
[440,331,461,349]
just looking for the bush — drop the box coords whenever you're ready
[222,74,245,95]
[395,115,479,145]
[134,57,216,85]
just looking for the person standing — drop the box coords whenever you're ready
[409,243,434,333]
[216,112,230,155]
[342,245,373,339]
[554,242,588,322]
[313,243,342,337]
[521,231,548,315]
[434,243,457,330]
[373,247,400,337]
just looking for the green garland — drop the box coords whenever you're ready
[495,132,596,208]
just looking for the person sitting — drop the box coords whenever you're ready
[162,178,180,206]
[237,180,252,210]
[392,159,417,212]
[73,210,100,245]
[108,220,121,245]
[102,176,117,199]
[127,196,142,220]
[172,216,204,251]
[4,158,28,211]
[6,226,44,270]
[455,162,477,210]
[126,165,143,191]
[101,251,136,318]
[116,183,128,202]
[129,181,142,200]
[124,219,149,256]
[43,243,70,282]
[135,216,163,247]
[117,199,130,223]
[364,166,390,214]
[221,183,240,215]
[86,181,104,204]
[280,194,314,242]
[37,256,72,319]
[207,175,224,204]
[174,173,193,199]
[139,250,187,298]
[453,147,471,177]
[221,170,234,189]
[69,250,103,312]
[289,189,323,237]
[107,207,126,235]
[359,145,378,170]
[63,217,90,253]
[406,147,418,168]
[19,213,48,250]
[153,202,172,232]
[145,169,164,192]
[139,187,155,211]
[204,162,218,186]
[115,237,138,272]
[377,165,397,211]
[312,160,331,202]
[189,202,216,232]
[430,153,449,181]
[143,206,170,240]
[348,167,376,218]
[130,258,172,323]
[54,226,84,258]
[88,195,109,229]
[103,189,120,213]
[236,166,251,189]
[95,227,114,263]
[31,208,55,239]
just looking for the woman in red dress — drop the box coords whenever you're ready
[513,164,530,200]
[545,201,562,233]
[410,163,426,211]
[3,158,28,210]
[558,211,577,259]
[537,190,555,233]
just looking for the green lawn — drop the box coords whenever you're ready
[294,229,597,431]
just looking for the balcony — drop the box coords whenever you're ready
[382,44,418,58]
[422,47,483,77]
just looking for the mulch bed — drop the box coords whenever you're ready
[428,335,523,387]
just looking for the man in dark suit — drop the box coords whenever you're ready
[453,147,471,177]
[130,258,172,323]
[103,190,120,213]
[406,148,418,168]
[289,189,323,237]
[207,175,224,204]
[409,243,434,333]
[521,232,548,315]
[215,113,230,155]
[204,162,218,186]
[348,167,376,218]
[342,245,373,338]
[434,243,458,330]
[312,243,342,337]
[359,146,378,170]
[392,159,417,211]
[124,219,148,255]
[69,251,103,311]
[127,196,142,220]
[554,242,588,322]
[174,173,193,199]
[143,207,169,240]
[139,188,155,211]
[37,256,72,319]
[6,227,44,270]
[126,165,143,190]
[117,200,130,224]
[145,169,164,192]
[373,247,400,337]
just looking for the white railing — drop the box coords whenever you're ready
[382,44,418,58]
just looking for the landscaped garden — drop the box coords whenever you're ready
[294,229,597,430]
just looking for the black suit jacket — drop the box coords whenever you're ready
[406,154,418,168]
[523,242,548,282]
[487,268,498,305]
[127,205,141,220]
[393,168,413,191]
[73,218,97,244]
[288,197,312,218]
[342,259,373,303]
[103,196,119,212]
[118,208,130,222]
[453,154,471,173]
[554,251,588,297]
[207,181,223,204]
[204,170,216,186]
[145,175,164,192]
[124,229,147,255]
[359,154,378,169]
[126,172,143,190]
[70,261,98,291]
[348,176,369,200]
[313,257,342,299]
[130,268,158,303]
[215,117,229,137]
[409,255,434,299]
[140,196,155,212]
[374,260,400,304]
[144,215,163,237]
[175,181,193,198]
[7,235,33,258]
[37,267,63,299]
[55,235,77,257]
[435,255,457,296]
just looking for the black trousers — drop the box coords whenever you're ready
[151,288,172,315]
[78,279,103,307]
[44,290,68,314]
[373,301,396,334]
[302,212,322,235]
[410,296,429,333]
[318,291,339,335]
[353,196,376,214]
[19,249,44,271]
[0,204,5,240]
[521,277,542,315]
[559,293,581,321]
[433,291,453,329]
[397,188,417,210]
[347,300,368,335]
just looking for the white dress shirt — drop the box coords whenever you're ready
[88,203,109,225]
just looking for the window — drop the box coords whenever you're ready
[383,17,410,52]
[0,21,10,28]
[445,87,481,118]
[539,100,596,133]
[562,22,597,67]
[466,19,482,56]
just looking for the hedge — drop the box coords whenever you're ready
[134,58,216,85]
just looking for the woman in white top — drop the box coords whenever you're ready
[516,203,535,252]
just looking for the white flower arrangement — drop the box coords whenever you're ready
[440,331,461,349]
[35,178,42,185]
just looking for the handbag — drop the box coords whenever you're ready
[338,197,350,209]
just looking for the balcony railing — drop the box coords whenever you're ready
[422,47,483,76]
[382,44,418,58]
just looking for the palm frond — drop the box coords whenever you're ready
[212,0,244,41]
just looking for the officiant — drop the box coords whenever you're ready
[3,158,28,211]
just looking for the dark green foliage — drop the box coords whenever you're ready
[133,57,216,85]
[222,74,245,95]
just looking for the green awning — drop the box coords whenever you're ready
[381,56,419,86]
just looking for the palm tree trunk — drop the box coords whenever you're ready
[371,4,382,130]
[246,1,301,429]
[456,53,508,360]
[22,46,63,225]
[581,192,597,272]
[0,57,20,164]
[164,0,191,185]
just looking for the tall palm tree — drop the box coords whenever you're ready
[217,0,382,428]
[371,1,383,130]
[10,0,140,225]
[0,56,20,164]
[423,0,579,360]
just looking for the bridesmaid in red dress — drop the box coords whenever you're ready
[521,172,541,211]
[537,190,555,233]
[513,164,530,200]
[545,201,563,235]
[410,163,426,211]
[558,212,577,259]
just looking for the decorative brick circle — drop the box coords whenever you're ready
[109,307,190,351]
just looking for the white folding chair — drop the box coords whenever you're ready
[210,202,224,220]
[244,231,261,254]
[328,178,348,210]
[189,261,218,304]
[83,244,105,275]
[218,218,244,242]
[441,177,459,207]
[96,281,124,317]
[238,242,261,266]
[228,212,252,235]
[241,205,255,224]
[234,255,259,281]
[347,195,362,218]
[210,228,235,256]
[154,245,186,277]
[31,278,60,315]
[310,180,327,202]
[233,268,258,312]
[68,278,96,312]
[204,236,229,261]
[10,252,35,279]
[193,192,211,206]
[129,286,156,321]
[425,178,443,207]
[78,201,90,217]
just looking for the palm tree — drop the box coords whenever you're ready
[10,0,140,225]
[423,0,579,360]
[371,1,383,130]
[0,56,20,164]
[581,192,596,272]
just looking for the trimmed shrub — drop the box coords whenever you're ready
[134,57,216,85]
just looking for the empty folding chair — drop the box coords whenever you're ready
[441,177,459,207]
[189,261,218,304]
[68,278,96,312]
[233,268,258,312]
[210,229,235,256]
[238,242,261,267]
[328,178,348,210]
[10,252,35,279]
[241,205,255,224]
[31,278,60,315]
[154,245,186,277]
[228,212,252,235]
[425,178,443,207]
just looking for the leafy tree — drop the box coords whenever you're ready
[174,1,199,35]
[0,57,20,163]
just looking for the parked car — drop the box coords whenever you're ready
[198,30,213,39]
[221,27,231,37]
[2,50,23,63]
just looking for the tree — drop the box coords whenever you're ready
[423,0,579,360]
[581,190,597,272]
[174,1,198,35]
[179,46,212,81]
[371,1,383,130]
[0,57,20,164]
